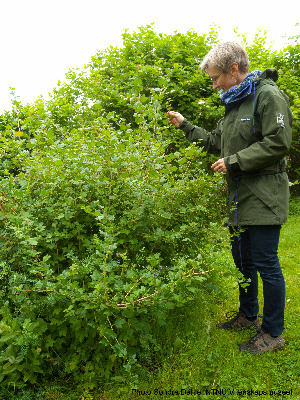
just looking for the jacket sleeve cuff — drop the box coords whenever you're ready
[224,154,241,173]
[178,119,194,133]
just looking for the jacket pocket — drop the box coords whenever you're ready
[237,119,257,145]
[226,118,257,155]
[242,174,279,216]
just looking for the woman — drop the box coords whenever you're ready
[168,41,292,354]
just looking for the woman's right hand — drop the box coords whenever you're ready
[167,111,184,128]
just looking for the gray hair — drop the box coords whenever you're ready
[200,41,249,74]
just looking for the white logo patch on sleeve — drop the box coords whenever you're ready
[277,113,285,127]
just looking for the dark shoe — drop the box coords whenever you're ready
[239,331,284,354]
[217,311,260,331]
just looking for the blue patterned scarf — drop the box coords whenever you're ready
[220,70,262,104]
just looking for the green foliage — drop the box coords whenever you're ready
[0,73,226,389]
[0,23,299,393]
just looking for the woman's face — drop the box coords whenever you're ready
[207,66,235,92]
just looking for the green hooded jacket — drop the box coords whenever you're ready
[178,69,293,226]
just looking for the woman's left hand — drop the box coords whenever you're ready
[211,158,227,173]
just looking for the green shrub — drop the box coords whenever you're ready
[0,104,226,388]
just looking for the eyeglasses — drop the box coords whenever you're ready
[210,71,223,83]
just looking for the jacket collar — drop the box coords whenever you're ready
[224,69,279,112]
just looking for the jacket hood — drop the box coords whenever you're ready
[258,68,278,83]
